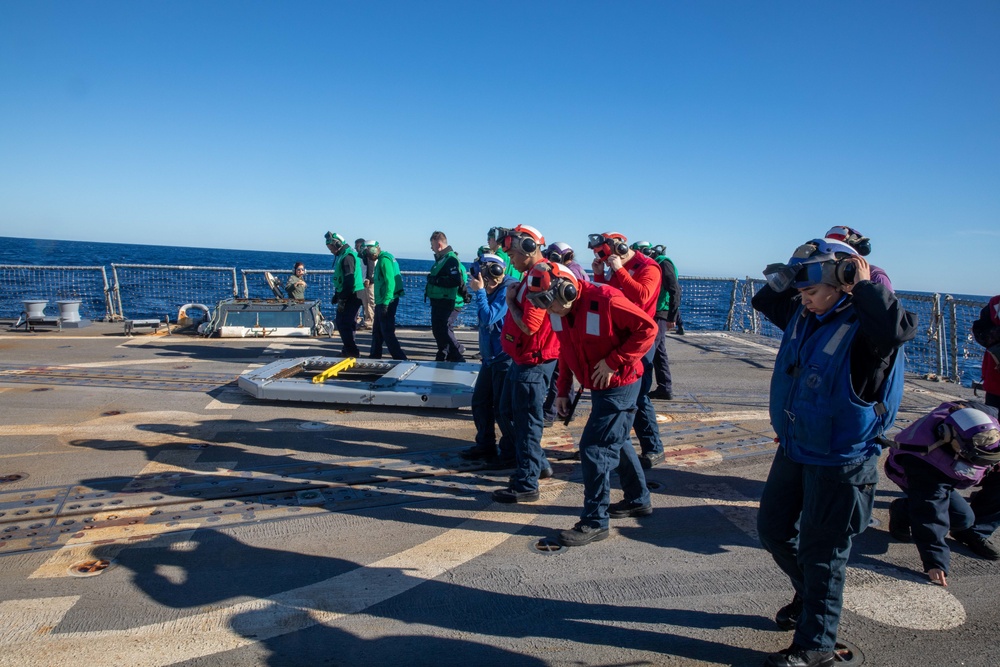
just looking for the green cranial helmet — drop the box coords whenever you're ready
[325,231,346,247]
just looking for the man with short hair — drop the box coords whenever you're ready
[525,261,656,546]
[491,224,559,502]
[589,231,666,469]
[365,240,406,361]
[425,231,467,362]
[325,231,363,358]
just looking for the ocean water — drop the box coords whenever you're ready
[0,236,435,274]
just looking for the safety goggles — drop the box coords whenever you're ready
[587,234,609,249]
[545,250,567,263]
[525,288,557,310]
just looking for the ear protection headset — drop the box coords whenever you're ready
[826,226,872,257]
[526,262,580,309]
[588,233,629,258]
[546,269,578,306]
[481,261,505,278]
[502,225,544,254]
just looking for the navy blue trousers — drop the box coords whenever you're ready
[631,353,663,456]
[334,295,363,358]
[498,360,556,493]
[652,319,673,391]
[580,381,649,529]
[370,299,407,360]
[430,299,465,362]
[895,455,975,574]
[757,447,878,652]
[471,358,513,459]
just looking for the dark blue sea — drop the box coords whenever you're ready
[0,236,435,274]
[0,236,991,387]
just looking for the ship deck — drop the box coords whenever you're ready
[0,322,993,666]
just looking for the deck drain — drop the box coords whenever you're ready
[868,516,881,529]
[646,481,661,490]
[0,473,28,484]
[834,640,862,665]
[68,559,114,577]
[102,410,122,416]
[299,421,333,431]
[532,538,566,555]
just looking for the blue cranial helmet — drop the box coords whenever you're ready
[764,238,857,291]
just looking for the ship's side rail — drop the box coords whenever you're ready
[0,265,114,321]
[0,263,988,385]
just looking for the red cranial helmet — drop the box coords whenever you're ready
[587,231,629,260]
[525,261,580,309]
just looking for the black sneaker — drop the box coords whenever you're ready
[888,498,911,542]
[558,522,609,547]
[639,451,665,469]
[608,499,653,518]
[459,446,493,461]
[952,529,1000,560]
[648,388,672,400]
[492,487,539,504]
[763,644,834,667]
[774,593,802,630]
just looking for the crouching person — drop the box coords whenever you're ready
[524,262,656,547]
[752,238,916,667]
[885,401,1000,586]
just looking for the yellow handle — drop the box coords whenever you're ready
[312,358,356,383]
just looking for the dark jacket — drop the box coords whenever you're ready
[752,280,917,403]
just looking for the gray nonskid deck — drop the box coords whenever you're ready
[0,326,994,667]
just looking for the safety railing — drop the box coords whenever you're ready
[0,265,114,321]
[110,264,238,322]
[1,263,989,385]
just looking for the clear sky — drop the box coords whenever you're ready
[1,1,997,295]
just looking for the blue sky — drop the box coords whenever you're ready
[1,1,997,295]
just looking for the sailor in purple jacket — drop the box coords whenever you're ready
[885,401,1000,586]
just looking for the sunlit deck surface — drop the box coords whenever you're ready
[0,322,993,667]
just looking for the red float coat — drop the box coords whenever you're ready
[552,281,656,397]
[500,275,561,366]
[978,295,1000,395]
[593,251,660,317]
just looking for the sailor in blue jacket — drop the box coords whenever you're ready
[460,254,517,465]
[751,238,917,667]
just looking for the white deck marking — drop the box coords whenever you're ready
[0,597,81,644]
[696,482,965,631]
[0,507,539,666]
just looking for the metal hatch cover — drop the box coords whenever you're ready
[237,357,480,408]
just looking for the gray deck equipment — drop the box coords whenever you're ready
[237,357,480,408]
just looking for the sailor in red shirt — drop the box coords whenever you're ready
[491,224,560,504]
[588,231,666,469]
[525,261,656,546]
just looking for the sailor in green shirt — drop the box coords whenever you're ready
[426,230,468,362]
[325,231,364,358]
[364,240,407,360]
